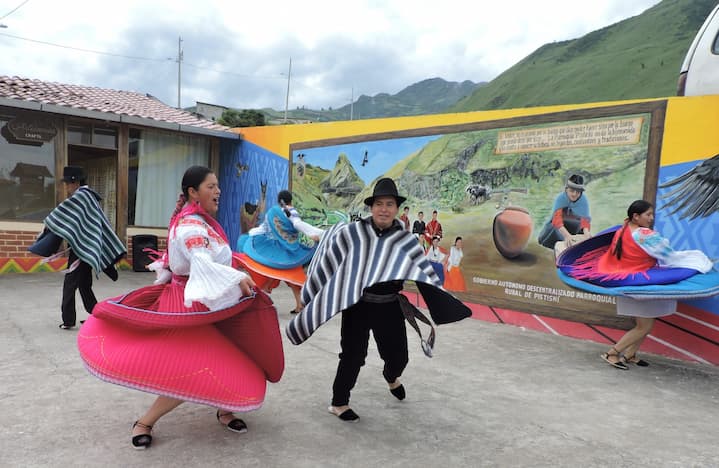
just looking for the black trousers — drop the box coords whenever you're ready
[331,300,408,407]
[61,250,97,326]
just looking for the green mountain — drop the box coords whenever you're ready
[263,78,482,122]
[451,0,716,112]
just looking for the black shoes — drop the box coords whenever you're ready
[624,354,650,367]
[328,406,360,422]
[390,384,406,401]
[131,421,153,450]
[216,410,247,433]
[601,350,629,370]
[58,324,74,330]
[290,309,300,314]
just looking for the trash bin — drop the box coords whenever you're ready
[132,234,158,272]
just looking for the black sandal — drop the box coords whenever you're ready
[131,421,153,450]
[624,354,650,367]
[601,347,628,370]
[216,410,248,433]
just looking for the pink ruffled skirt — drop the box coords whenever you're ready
[77,281,284,412]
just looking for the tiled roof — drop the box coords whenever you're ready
[0,75,231,132]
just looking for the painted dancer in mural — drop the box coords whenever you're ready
[423,210,443,246]
[444,236,466,292]
[425,235,447,286]
[77,166,284,449]
[537,174,592,250]
[286,178,471,422]
[29,165,125,330]
[560,200,713,370]
[399,206,411,231]
[412,210,426,250]
[237,190,324,314]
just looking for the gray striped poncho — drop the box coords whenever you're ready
[44,186,126,276]
[286,219,471,346]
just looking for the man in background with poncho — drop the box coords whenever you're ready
[40,166,126,329]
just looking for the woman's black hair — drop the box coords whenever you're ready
[454,236,462,244]
[612,199,654,260]
[181,166,213,200]
[170,166,214,222]
[278,190,293,217]
[278,190,293,205]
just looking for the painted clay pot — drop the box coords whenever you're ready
[493,206,533,259]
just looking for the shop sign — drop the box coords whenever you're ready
[6,116,57,142]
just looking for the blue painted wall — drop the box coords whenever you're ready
[218,139,289,250]
[656,160,719,313]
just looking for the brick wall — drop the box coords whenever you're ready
[0,230,41,258]
[0,228,168,273]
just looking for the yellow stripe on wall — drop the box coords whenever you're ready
[662,95,719,166]
[237,95,719,168]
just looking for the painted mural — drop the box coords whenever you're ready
[217,139,288,250]
[289,103,668,325]
[229,96,719,364]
[655,155,719,312]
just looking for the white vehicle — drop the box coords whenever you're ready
[677,4,719,96]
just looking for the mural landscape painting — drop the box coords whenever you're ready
[291,106,659,325]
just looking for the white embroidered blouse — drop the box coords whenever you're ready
[152,214,250,310]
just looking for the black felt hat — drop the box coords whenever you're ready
[61,165,85,183]
[364,177,407,206]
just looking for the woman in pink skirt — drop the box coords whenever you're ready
[78,166,284,449]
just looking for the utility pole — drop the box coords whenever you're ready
[284,58,292,123]
[350,87,354,121]
[177,36,183,109]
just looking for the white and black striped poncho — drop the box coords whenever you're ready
[286,219,471,346]
[44,187,126,276]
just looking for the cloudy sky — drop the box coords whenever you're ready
[0,0,661,111]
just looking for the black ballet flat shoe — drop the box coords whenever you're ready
[216,410,248,433]
[390,384,406,401]
[290,309,300,314]
[328,406,360,422]
[131,421,153,450]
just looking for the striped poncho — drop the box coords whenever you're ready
[286,219,471,346]
[44,186,126,276]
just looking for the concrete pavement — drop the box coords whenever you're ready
[1,271,718,467]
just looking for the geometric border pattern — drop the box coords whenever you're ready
[0,257,131,274]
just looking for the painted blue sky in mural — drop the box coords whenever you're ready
[294,135,441,184]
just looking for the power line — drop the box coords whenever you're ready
[182,61,285,80]
[0,0,30,21]
[0,31,289,80]
[0,31,169,61]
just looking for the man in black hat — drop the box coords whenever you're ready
[38,166,125,329]
[287,177,471,422]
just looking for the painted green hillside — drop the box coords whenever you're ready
[451,0,716,111]
[388,114,652,231]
